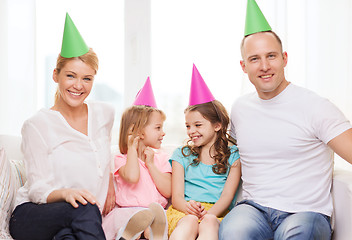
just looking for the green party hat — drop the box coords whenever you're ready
[60,13,89,58]
[244,0,272,36]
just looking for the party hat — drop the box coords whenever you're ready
[244,0,272,36]
[133,77,157,108]
[60,13,89,58]
[189,64,215,106]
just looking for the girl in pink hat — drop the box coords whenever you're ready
[103,78,171,240]
[166,65,241,240]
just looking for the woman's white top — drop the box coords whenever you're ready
[15,101,115,208]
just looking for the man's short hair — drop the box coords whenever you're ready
[240,31,283,58]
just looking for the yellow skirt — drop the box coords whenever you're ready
[166,202,226,236]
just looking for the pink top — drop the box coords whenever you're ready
[114,151,172,208]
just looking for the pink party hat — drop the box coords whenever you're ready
[133,77,157,108]
[189,64,215,106]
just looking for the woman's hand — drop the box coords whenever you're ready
[102,172,116,216]
[47,188,99,209]
[63,189,99,208]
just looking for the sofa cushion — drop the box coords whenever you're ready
[10,158,26,188]
[0,135,23,161]
[0,148,15,239]
[0,148,26,239]
[331,170,352,239]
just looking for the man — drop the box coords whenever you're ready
[219,0,352,239]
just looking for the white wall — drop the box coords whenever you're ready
[1,1,352,168]
[0,0,36,136]
[0,0,9,134]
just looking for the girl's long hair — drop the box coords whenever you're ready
[119,105,166,154]
[182,100,233,174]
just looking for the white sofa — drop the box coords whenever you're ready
[1,134,352,240]
[0,135,26,239]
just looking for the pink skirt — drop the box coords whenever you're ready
[102,206,146,240]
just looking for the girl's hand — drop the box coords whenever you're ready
[62,188,99,209]
[185,200,202,217]
[199,207,208,220]
[144,147,155,166]
[127,134,140,150]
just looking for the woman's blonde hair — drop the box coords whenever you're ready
[182,100,235,174]
[54,48,99,104]
[119,105,166,154]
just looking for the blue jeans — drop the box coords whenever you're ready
[219,200,332,240]
[9,202,106,240]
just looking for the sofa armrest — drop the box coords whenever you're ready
[0,135,23,160]
[332,169,352,240]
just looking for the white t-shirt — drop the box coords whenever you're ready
[15,101,115,208]
[230,84,351,216]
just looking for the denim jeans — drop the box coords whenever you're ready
[219,200,332,240]
[9,201,106,240]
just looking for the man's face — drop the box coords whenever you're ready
[240,32,288,100]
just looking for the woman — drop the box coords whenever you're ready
[9,13,115,240]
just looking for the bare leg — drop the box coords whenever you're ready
[144,227,151,239]
[197,214,219,240]
[170,215,199,240]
